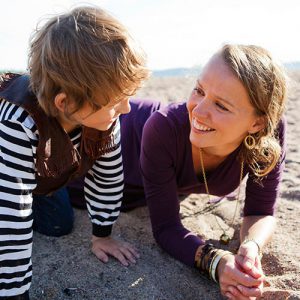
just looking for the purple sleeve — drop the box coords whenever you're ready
[140,112,204,267]
[244,117,287,216]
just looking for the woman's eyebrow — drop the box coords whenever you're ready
[215,96,236,108]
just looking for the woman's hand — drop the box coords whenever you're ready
[217,253,264,300]
[236,240,262,278]
[231,241,265,299]
[91,235,139,266]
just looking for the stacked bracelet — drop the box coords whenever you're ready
[194,243,214,271]
[209,250,231,283]
[195,244,232,283]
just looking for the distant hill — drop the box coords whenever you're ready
[1,61,299,79]
[284,62,300,70]
[152,66,201,77]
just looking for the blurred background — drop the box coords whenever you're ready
[1,0,300,75]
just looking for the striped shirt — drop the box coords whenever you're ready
[0,99,124,297]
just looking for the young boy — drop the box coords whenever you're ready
[0,6,148,299]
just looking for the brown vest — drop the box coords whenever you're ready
[0,73,118,195]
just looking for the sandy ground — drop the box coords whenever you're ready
[30,72,300,299]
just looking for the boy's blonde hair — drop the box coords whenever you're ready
[29,6,149,116]
[220,44,287,177]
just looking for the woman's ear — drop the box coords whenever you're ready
[54,93,67,113]
[248,116,266,134]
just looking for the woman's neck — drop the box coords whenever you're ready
[201,141,242,158]
[191,145,231,174]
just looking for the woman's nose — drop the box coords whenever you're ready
[193,97,211,116]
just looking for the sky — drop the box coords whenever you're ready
[1,0,300,71]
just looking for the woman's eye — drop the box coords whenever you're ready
[193,87,204,96]
[216,102,229,111]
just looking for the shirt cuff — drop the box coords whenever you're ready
[92,223,113,237]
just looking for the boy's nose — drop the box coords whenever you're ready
[118,98,131,114]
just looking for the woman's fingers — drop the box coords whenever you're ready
[228,285,249,299]
[235,255,263,279]
[237,284,263,298]
[235,268,263,287]
[224,286,256,300]
[221,261,262,288]
[237,241,262,276]
[237,254,255,271]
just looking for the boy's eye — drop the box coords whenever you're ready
[105,102,119,110]
[193,87,205,96]
[91,103,102,112]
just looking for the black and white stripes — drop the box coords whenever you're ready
[0,99,124,297]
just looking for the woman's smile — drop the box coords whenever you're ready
[192,118,215,133]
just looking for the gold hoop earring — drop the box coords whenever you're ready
[244,134,256,150]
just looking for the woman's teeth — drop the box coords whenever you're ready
[193,119,214,131]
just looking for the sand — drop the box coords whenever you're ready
[30,72,300,299]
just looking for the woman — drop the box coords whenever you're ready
[120,44,287,299]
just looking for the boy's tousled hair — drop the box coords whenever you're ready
[220,44,287,177]
[29,6,149,116]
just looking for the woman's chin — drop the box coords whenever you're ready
[190,135,207,149]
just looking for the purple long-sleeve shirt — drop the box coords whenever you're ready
[121,99,286,267]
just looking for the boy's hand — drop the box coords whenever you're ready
[91,235,139,266]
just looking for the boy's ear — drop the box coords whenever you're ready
[54,93,67,113]
[248,116,266,134]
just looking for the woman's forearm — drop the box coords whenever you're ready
[240,215,276,250]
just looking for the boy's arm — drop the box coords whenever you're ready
[84,120,138,266]
[0,117,36,298]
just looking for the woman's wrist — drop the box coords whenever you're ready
[194,244,204,268]
[216,253,230,283]
[240,238,262,257]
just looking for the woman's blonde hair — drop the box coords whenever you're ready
[220,44,287,177]
[28,6,149,116]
